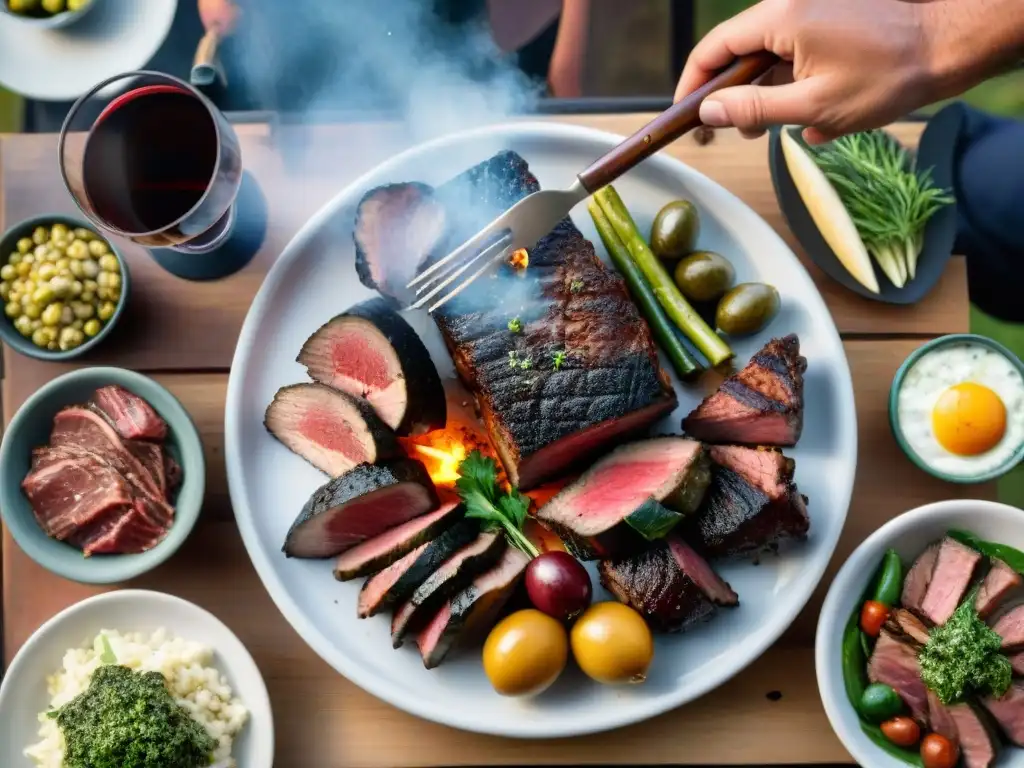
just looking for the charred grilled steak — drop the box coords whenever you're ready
[598,535,738,633]
[282,459,438,559]
[919,537,981,626]
[297,298,446,436]
[682,444,809,559]
[683,335,806,447]
[535,437,709,560]
[358,152,677,490]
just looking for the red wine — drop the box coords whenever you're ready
[81,87,218,235]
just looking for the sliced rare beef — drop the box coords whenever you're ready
[977,558,1022,618]
[919,537,982,626]
[297,298,447,436]
[91,384,168,441]
[948,701,1000,768]
[382,151,677,490]
[598,535,738,633]
[535,437,708,560]
[682,335,806,447]
[126,440,165,497]
[417,546,530,669]
[333,501,463,581]
[21,454,131,540]
[164,453,183,496]
[282,459,438,559]
[983,680,1024,746]
[73,502,167,556]
[357,520,478,618]
[902,543,940,615]
[867,628,930,724]
[264,383,402,477]
[681,446,809,559]
[391,532,506,648]
[993,605,1024,650]
[929,689,959,742]
[353,182,447,306]
[886,608,931,647]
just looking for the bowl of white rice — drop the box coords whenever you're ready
[0,589,273,768]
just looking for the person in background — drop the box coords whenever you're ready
[674,0,1024,322]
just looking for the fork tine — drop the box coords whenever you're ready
[409,235,511,310]
[426,245,512,313]
[413,233,503,297]
[406,219,510,289]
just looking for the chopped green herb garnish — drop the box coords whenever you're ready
[569,279,584,293]
[507,317,522,334]
[919,588,1012,705]
[508,351,519,368]
[552,350,567,371]
[456,450,539,557]
[519,357,532,370]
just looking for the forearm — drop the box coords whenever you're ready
[925,0,1024,97]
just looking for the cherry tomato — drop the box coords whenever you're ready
[525,551,593,622]
[860,600,890,637]
[920,733,959,768]
[881,717,921,747]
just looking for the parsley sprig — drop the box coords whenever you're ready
[455,450,539,557]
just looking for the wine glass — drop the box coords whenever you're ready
[58,71,267,281]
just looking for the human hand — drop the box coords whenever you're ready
[198,0,241,35]
[675,0,938,143]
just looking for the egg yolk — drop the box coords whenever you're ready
[932,382,1007,456]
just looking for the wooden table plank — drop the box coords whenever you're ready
[1,119,968,388]
[2,341,995,766]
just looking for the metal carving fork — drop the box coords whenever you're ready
[407,51,779,312]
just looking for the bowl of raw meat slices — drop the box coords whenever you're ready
[0,366,205,584]
[817,499,1024,768]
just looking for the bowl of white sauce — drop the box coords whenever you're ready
[890,333,1024,483]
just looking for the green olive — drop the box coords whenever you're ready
[49,276,72,299]
[68,260,84,279]
[0,283,8,301]
[36,264,56,283]
[58,326,83,351]
[49,223,68,241]
[32,286,55,306]
[97,302,116,321]
[32,245,47,260]
[81,259,99,279]
[5,301,20,319]
[8,253,21,265]
[16,238,32,255]
[672,251,736,302]
[80,291,95,304]
[31,227,48,246]
[67,0,88,10]
[41,302,63,327]
[0,264,16,282]
[60,305,74,326]
[83,318,101,337]
[71,301,94,320]
[650,200,700,261]
[40,0,66,14]
[73,228,94,241]
[87,239,109,257]
[22,302,42,320]
[98,254,119,273]
[16,262,30,278]
[66,241,89,260]
[860,683,905,724]
[715,283,781,337]
[13,315,32,336]
[70,280,83,297]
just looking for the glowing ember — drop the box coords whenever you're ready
[412,441,468,486]
[509,248,529,270]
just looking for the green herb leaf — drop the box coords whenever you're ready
[508,351,519,369]
[456,450,539,558]
[552,350,567,371]
[623,498,683,541]
[860,722,924,767]
[99,633,116,665]
[948,529,1024,575]
[569,279,584,293]
[519,357,532,370]
[507,317,522,334]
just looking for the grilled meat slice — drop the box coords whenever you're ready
[598,535,738,633]
[948,701,1000,768]
[333,501,463,581]
[929,689,959,742]
[264,383,402,477]
[920,537,982,626]
[867,628,930,724]
[983,680,1024,746]
[297,298,446,436]
[885,608,931,647]
[683,335,806,447]
[1009,651,1024,677]
[417,547,530,669]
[902,543,940,615]
[535,437,708,560]
[993,605,1024,650]
[977,558,1022,618]
[283,459,438,559]
[91,384,168,441]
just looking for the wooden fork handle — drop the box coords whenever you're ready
[577,51,780,193]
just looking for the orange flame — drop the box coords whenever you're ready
[509,248,529,270]
[411,438,468,487]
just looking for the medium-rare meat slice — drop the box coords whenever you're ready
[391,532,506,648]
[357,520,477,618]
[388,151,677,490]
[21,454,132,540]
[536,437,708,560]
[74,504,168,556]
[297,298,446,436]
[920,537,982,626]
[681,451,809,559]
[867,628,930,724]
[164,453,182,497]
[354,182,447,305]
[683,335,806,446]
[598,535,738,633]
[902,543,940,615]
[983,679,1024,746]
[91,384,168,441]
[993,605,1024,650]
[417,547,530,669]
[977,558,1022,618]
[1010,651,1024,677]
[282,459,438,559]
[264,383,402,477]
[334,501,463,581]
[886,608,931,647]
[126,440,166,497]
[948,702,1000,768]
[929,689,960,742]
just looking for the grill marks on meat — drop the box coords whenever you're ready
[21,389,180,555]
[919,537,982,626]
[976,558,1022,618]
[682,444,809,559]
[409,152,676,490]
[598,536,737,633]
[868,628,930,724]
[683,335,806,447]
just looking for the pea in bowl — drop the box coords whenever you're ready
[1,0,99,30]
[0,214,128,361]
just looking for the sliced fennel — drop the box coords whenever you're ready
[781,127,880,293]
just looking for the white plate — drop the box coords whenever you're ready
[0,0,177,101]
[0,589,273,767]
[224,122,858,738]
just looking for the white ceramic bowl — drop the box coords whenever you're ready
[816,499,1024,767]
[0,590,274,767]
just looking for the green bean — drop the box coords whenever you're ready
[873,549,904,606]
[860,723,923,766]
[842,607,868,710]
[948,529,1024,574]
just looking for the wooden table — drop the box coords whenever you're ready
[0,116,996,767]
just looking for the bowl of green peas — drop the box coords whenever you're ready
[2,0,97,29]
[0,215,128,361]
